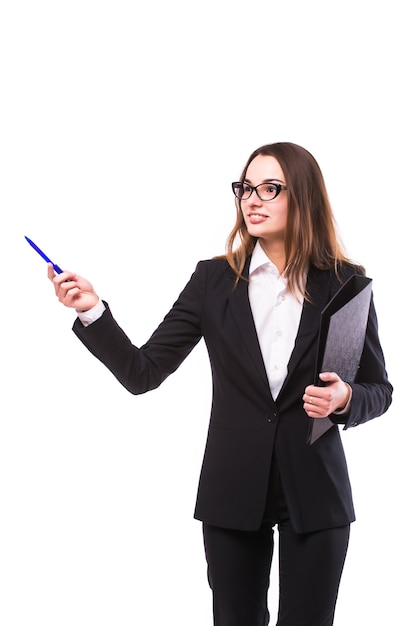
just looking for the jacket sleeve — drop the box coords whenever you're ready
[72,262,207,394]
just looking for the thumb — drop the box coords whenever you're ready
[47,263,55,281]
[319,371,341,383]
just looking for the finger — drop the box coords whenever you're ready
[303,400,324,418]
[47,263,56,281]
[303,391,321,404]
[59,281,79,301]
[62,286,84,308]
[303,394,320,411]
[319,371,341,383]
[47,263,72,283]
[304,384,316,398]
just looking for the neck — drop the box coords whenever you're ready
[259,240,286,274]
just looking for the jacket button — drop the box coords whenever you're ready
[267,413,278,423]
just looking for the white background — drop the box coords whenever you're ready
[0,1,415,624]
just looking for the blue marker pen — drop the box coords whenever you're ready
[25,236,63,274]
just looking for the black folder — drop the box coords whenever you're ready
[307,274,373,444]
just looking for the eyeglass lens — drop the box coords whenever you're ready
[232,182,281,201]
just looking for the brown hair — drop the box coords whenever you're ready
[222,142,359,296]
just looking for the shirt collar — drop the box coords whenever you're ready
[249,241,279,277]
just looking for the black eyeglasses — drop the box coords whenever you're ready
[231,181,287,201]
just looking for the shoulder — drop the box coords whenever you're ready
[311,261,366,281]
[196,256,233,270]
[193,257,235,280]
[183,258,238,299]
[307,261,368,302]
[336,260,367,284]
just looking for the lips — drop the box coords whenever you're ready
[248,212,268,223]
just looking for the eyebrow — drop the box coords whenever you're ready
[244,177,286,185]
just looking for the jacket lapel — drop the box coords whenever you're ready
[280,266,332,395]
[227,259,272,395]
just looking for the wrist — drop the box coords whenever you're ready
[76,295,99,313]
[335,383,352,414]
[77,299,105,327]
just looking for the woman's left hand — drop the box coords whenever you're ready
[303,372,351,418]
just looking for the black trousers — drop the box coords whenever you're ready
[202,460,350,626]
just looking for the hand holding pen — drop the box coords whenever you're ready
[25,236,99,311]
[47,265,99,311]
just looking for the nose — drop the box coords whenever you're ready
[246,189,263,206]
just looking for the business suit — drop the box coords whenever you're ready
[73,256,392,531]
[72,256,392,624]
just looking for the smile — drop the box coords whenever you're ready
[248,213,269,223]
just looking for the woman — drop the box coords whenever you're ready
[48,142,393,625]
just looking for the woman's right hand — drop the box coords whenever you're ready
[48,264,99,312]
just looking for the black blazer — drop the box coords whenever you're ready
[73,258,393,533]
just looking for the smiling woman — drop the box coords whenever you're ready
[47,141,393,626]
[226,142,355,299]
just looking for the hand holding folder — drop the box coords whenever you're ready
[307,274,373,444]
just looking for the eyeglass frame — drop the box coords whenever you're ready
[231,181,287,201]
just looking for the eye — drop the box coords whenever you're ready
[258,184,279,199]
[266,185,278,194]
[243,184,252,193]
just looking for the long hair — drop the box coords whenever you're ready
[222,142,359,296]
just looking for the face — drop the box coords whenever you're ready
[240,154,288,246]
